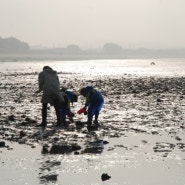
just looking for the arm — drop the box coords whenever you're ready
[36,72,44,93]
[84,91,91,107]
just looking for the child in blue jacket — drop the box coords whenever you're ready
[60,88,78,124]
[80,86,104,126]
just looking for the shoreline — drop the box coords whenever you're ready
[1,53,185,62]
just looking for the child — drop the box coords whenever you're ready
[79,86,104,126]
[60,88,78,125]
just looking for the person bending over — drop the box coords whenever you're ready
[80,86,104,127]
[36,66,64,127]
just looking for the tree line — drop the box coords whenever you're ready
[1,36,185,58]
[0,37,30,52]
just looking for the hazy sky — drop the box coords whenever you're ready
[0,0,185,49]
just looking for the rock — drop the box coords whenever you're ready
[101,173,111,181]
[71,143,81,151]
[103,140,109,145]
[175,136,182,141]
[8,115,15,121]
[40,174,57,182]
[49,145,70,154]
[49,143,81,154]
[18,139,26,144]
[20,130,26,138]
[82,140,104,154]
[87,125,98,131]
[42,145,49,154]
[74,151,80,155]
[157,98,163,102]
[75,121,85,129]
[0,141,5,147]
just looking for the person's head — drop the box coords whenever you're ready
[80,86,93,97]
[60,87,67,92]
[80,88,85,97]
[43,66,52,71]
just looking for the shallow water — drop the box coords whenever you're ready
[0,58,185,185]
[1,133,185,185]
[0,142,41,185]
[1,58,185,77]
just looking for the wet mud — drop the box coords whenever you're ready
[1,71,185,152]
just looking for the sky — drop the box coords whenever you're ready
[0,0,185,49]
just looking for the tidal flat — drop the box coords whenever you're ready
[0,60,185,185]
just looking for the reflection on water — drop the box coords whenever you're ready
[38,134,105,184]
[1,132,185,185]
[1,58,185,77]
[83,139,104,154]
[0,141,41,185]
[37,133,185,185]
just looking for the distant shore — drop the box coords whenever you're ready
[1,51,185,62]
[0,53,126,62]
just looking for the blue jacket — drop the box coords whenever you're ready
[83,86,104,107]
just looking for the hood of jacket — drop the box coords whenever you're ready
[83,86,93,96]
[43,69,57,75]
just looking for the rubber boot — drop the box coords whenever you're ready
[94,114,99,125]
[87,117,92,126]
[36,104,47,127]
[55,107,62,126]
[41,106,47,126]
[53,100,63,127]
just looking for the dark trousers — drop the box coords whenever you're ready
[42,101,61,126]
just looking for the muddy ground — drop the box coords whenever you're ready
[1,70,185,156]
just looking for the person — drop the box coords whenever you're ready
[59,88,78,125]
[79,86,104,127]
[36,66,64,127]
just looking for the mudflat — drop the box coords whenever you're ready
[0,65,185,185]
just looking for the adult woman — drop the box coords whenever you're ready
[36,66,64,127]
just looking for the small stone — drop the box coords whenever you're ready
[101,173,111,181]
[0,141,5,147]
